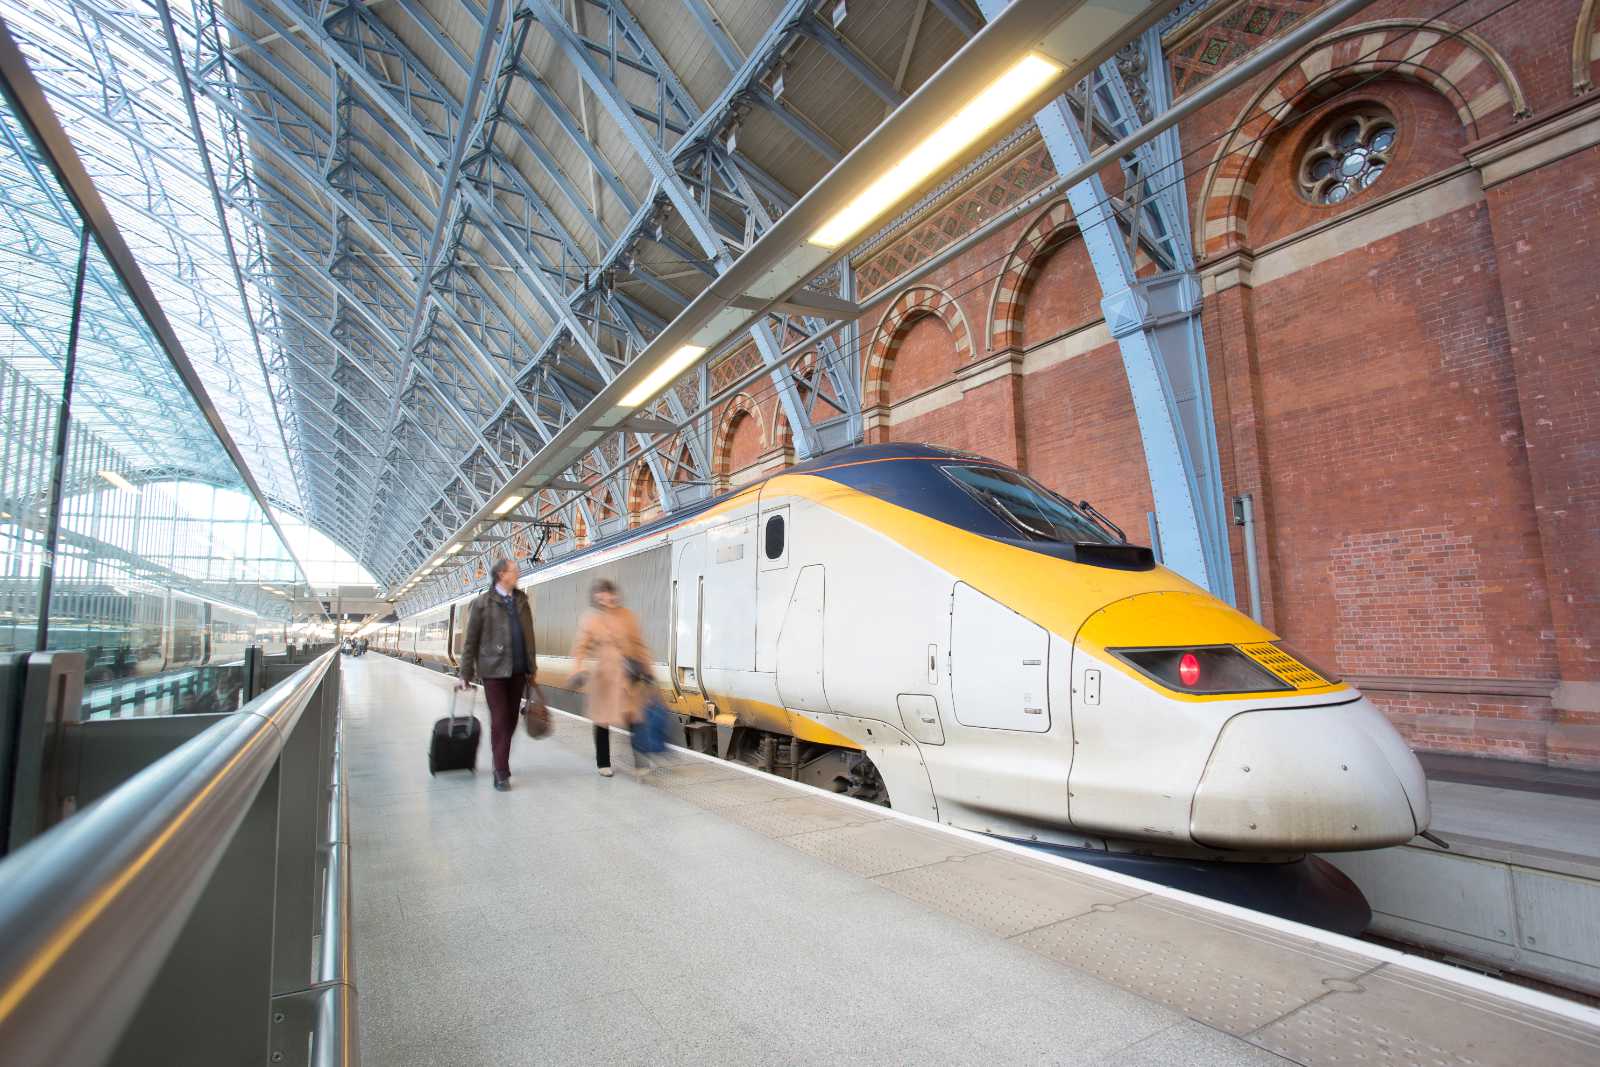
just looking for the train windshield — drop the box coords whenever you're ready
[940,465,1116,545]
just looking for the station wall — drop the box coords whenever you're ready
[679,0,1599,767]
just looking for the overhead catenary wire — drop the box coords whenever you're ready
[399,0,1521,604]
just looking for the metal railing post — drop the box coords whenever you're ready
[0,652,29,858]
[7,651,84,853]
[269,677,324,996]
[243,644,262,702]
[271,654,355,1067]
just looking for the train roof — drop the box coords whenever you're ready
[423,442,1143,611]
[529,443,997,571]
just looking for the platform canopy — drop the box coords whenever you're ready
[1,0,982,589]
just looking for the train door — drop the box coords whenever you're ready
[948,582,1050,732]
[776,564,827,712]
[671,535,706,696]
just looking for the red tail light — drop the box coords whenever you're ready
[1107,646,1292,695]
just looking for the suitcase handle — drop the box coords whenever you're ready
[449,686,479,723]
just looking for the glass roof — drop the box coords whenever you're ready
[3,0,303,509]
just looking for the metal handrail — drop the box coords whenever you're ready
[0,649,340,1067]
[305,717,357,1067]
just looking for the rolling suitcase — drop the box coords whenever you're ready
[429,688,481,775]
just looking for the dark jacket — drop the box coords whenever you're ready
[458,586,537,683]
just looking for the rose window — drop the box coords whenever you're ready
[1299,109,1397,205]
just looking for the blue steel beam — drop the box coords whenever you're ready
[974,0,1231,600]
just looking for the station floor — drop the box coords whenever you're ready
[343,655,1600,1066]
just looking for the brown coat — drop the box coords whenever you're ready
[570,606,649,728]
[458,587,537,684]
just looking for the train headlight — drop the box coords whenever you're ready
[1108,646,1293,695]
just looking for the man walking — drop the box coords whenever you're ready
[457,558,536,791]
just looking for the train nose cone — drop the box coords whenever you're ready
[1189,696,1429,852]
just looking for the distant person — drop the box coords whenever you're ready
[456,558,537,792]
[570,578,651,777]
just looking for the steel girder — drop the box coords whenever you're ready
[975,0,1233,602]
[51,0,935,593]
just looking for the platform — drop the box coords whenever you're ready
[1326,759,1600,994]
[345,655,1600,1065]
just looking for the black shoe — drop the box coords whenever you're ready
[493,775,510,791]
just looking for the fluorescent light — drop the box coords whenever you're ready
[620,344,706,407]
[99,469,137,493]
[810,53,1062,249]
[443,543,462,556]
[494,492,527,516]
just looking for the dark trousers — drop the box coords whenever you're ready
[593,723,638,768]
[481,674,526,778]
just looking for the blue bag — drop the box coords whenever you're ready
[631,693,669,754]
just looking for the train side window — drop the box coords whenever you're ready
[760,506,789,571]
[765,515,784,559]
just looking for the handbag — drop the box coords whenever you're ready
[522,682,551,739]
[631,692,669,754]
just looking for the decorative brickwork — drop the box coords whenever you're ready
[988,200,1078,352]
[854,136,1056,298]
[709,343,761,394]
[1166,0,1328,97]
[1194,20,1527,257]
[626,461,658,527]
[863,286,974,409]
[711,392,768,488]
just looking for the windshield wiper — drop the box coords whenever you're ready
[987,493,1054,541]
[1076,499,1126,543]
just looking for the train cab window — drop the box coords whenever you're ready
[764,514,785,560]
[940,465,1114,545]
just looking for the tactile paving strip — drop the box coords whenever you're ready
[873,849,1137,938]
[1252,962,1600,1065]
[658,775,796,813]
[1015,896,1375,1035]
[781,819,994,878]
[720,794,887,838]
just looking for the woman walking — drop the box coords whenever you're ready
[570,578,651,777]
[456,558,537,792]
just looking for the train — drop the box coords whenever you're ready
[371,443,1429,879]
[15,583,288,683]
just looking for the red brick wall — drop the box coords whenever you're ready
[1478,141,1600,765]
[1020,240,1103,347]
[725,411,763,479]
[1021,344,1155,540]
[885,314,962,401]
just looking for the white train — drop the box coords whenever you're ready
[375,443,1429,860]
[38,584,286,683]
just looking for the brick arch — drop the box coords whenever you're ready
[625,460,658,527]
[1194,20,1529,258]
[711,392,767,486]
[987,200,1079,352]
[863,285,973,409]
[1577,0,1600,93]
